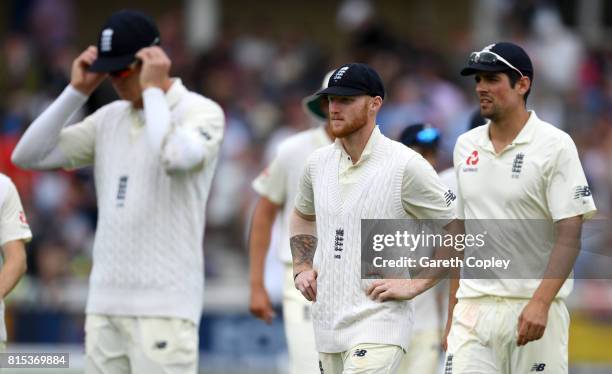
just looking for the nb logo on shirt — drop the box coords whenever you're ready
[353,349,367,357]
[531,363,546,372]
[198,128,211,140]
[573,186,591,199]
[444,189,456,207]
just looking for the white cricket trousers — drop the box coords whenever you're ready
[445,297,569,373]
[84,314,198,374]
[283,265,319,374]
[319,343,404,374]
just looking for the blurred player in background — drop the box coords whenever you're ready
[445,42,596,373]
[12,9,224,374]
[397,123,447,374]
[0,173,30,351]
[248,71,334,373]
[291,63,456,373]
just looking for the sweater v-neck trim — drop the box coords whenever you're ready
[328,134,388,215]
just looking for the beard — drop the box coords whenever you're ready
[330,101,369,138]
[480,104,499,122]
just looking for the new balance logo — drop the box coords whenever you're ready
[444,189,456,206]
[573,186,591,199]
[154,341,167,349]
[531,363,546,372]
[353,349,367,357]
[199,128,211,140]
[511,153,524,178]
[100,28,114,52]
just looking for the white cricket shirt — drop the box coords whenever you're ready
[454,111,596,299]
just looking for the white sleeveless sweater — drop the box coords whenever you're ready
[309,135,416,353]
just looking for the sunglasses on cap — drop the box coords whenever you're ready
[468,50,524,78]
[416,127,440,144]
[109,60,141,79]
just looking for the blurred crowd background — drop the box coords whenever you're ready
[0,0,611,372]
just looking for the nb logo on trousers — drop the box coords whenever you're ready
[531,363,546,372]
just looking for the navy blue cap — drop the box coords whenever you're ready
[461,42,533,80]
[399,123,440,148]
[317,63,385,99]
[89,10,160,73]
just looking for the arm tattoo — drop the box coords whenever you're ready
[290,234,317,268]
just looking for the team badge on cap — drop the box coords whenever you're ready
[316,63,385,99]
[332,66,350,82]
[89,10,161,73]
[100,29,114,52]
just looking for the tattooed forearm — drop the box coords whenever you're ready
[291,234,317,271]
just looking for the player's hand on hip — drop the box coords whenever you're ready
[70,46,107,96]
[136,46,171,90]
[516,299,550,346]
[294,269,317,302]
[366,279,420,302]
[249,285,276,324]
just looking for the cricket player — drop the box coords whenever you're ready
[290,63,456,373]
[444,42,597,373]
[0,173,30,351]
[397,123,447,374]
[249,71,334,373]
[12,10,224,373]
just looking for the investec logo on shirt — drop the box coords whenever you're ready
[463,150,479,172]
